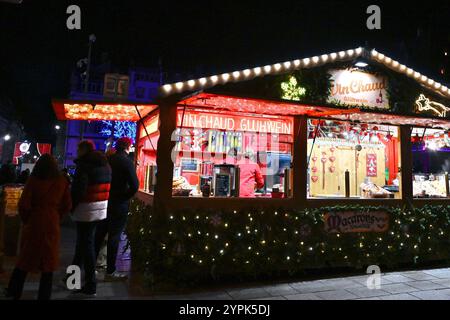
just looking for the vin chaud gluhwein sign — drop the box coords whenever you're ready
[328,69,389,110]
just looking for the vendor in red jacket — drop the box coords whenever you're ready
[230,149,264,197]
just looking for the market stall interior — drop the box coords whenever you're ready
[52,47,450,209]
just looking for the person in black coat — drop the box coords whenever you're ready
[95,137,138,280]
[68,140,112,296]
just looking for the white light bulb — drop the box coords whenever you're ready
[347,49,354,56]
[330,52,337,60]
[199,77,207,85]
[175,82,183,89]
[210,75,219,83]
[303,58,310,66]
[283,61,291,69]
[274,63,282,71]
[253,67,262,75]
[187,80,195,87]
[162,84,172,92]
[321,54,329,62]
[338,51,346,58]
[232,71,240,79]
[293,59,301,67]
[263,65,271,73]
[221,73,230,81]
[312,56,320,64]
[355,47,363,55]
[243,69,251,77]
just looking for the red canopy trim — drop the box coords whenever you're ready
[52,99,157,121]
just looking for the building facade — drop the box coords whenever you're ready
[56,66,161,169]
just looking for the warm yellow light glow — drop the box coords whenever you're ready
[415,94,450,117]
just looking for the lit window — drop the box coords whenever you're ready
[136,110,160,194]
[307,119,401,199]
[412,127,450,198]
[172,107,294,198]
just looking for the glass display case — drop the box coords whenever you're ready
[413,174,449,198]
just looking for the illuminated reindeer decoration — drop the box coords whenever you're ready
[415,94,450,117]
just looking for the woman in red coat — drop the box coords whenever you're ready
[4,154,71,300]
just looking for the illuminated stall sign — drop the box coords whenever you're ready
[324,211,389,233]
[176,110,293,135]
[328,69,389,110]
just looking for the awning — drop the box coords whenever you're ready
[52,99,158,121]
[178,93,450,130]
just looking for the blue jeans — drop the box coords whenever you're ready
[95,201,129,274]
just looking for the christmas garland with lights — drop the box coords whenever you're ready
[126,201,450,288]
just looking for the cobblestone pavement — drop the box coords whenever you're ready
[1,225,450,300]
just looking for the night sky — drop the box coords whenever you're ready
[0,0,449,142]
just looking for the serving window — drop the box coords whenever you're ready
[136,110,159,194]
[307,119,401,199]
[412,127,450,198]
[172,107,294,198]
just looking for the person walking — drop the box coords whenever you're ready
[4,154,71,300]
[70,141,111,296]
[95,137,138,280]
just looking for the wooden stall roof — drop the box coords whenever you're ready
[159,47,450,101]
[52,99,158,121]
[178,92,450,129]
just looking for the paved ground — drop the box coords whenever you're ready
[1,224,450,300]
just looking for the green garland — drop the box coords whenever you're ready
[126,201,450,288]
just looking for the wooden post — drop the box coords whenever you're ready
[293,116,307,206]
[153,99,178,213]
[400,125,413,205]
[445,172,449,198]
[345,170,350,198]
